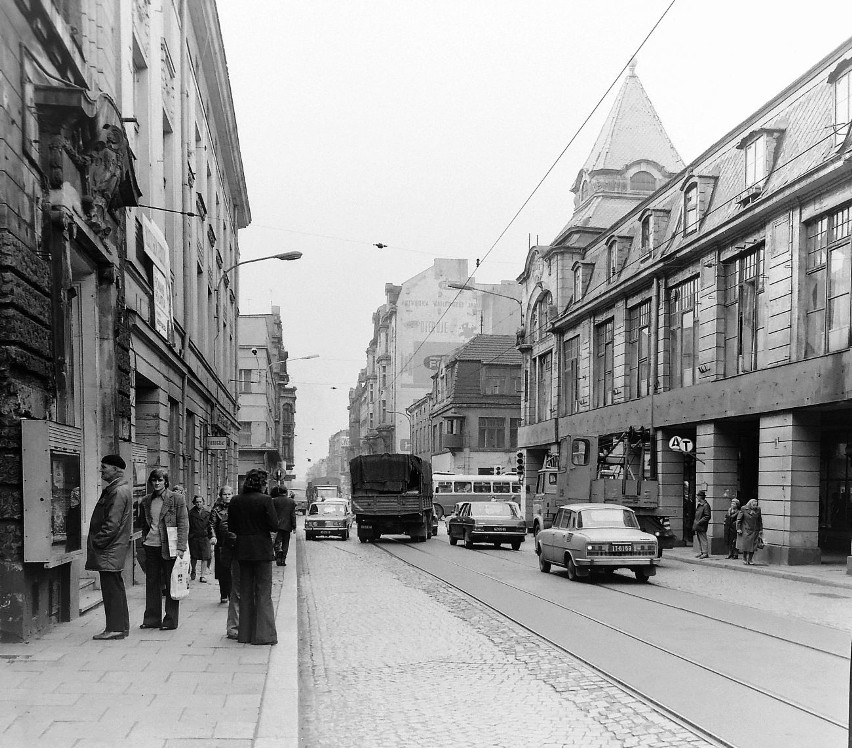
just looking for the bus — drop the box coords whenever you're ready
[432,473,521,519]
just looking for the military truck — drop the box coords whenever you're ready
[349,454,433,542]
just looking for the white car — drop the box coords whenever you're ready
[535,504,659,582]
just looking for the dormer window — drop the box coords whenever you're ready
[744,136,766,188]
[606,239,618,281]
[630,171,656,191]
[835,66,851,145]
[640,215,652,255]
[574,267,583,300]
[684,183,699,235]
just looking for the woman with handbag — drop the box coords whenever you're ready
[736,498,763,565]
[139,468,189,630]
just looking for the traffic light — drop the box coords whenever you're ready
[516,451,524,479]
[494,465,502,475]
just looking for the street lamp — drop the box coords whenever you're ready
[261,354,320,383]
[446,281,523,327]
[217,250,303,291]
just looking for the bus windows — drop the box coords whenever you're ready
[473,481,492,493]
[435,481,453,494]
[454,481,473,493]
[492,483,510,494]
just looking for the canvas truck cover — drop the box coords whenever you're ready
[350,454,430,494]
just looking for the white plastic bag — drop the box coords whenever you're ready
[170,554,190,600]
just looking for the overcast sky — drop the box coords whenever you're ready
[217,1,852,473]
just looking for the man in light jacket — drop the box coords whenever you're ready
[85,454,133,641]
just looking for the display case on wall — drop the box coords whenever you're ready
[22,420,84,566]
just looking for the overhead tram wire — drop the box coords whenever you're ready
[385,0,679,394]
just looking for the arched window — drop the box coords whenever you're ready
[537,293,552,339]
[580,179,589,201]
[630,171,655,191]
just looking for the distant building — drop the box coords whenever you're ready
[237,308,296,491]
[409,335,522,474]
[349,259,521,457]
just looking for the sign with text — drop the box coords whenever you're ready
[668,436,694,454]
[207,437,228,451]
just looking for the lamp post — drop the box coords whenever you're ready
[446,281,523,327]
[217,250,303,292]
[260,354,320,385]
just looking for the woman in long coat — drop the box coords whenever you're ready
[723,498,741,559]
[139,468,189,629]
[736,498,763,565]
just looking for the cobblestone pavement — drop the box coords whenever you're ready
[653,548,852,633]
[298,538,713,748]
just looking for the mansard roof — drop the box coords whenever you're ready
[578,63,684,180]
[448,334,521,366]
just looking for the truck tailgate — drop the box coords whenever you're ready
[352,494,426,514]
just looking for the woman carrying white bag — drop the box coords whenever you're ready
[139,468,189,630]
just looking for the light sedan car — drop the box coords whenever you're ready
[305,499,352,541]
[447,500,526,550]
[536,504,658,582]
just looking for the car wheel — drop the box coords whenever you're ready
[342,530,349,541]
[566,556,578,582]
[635,568,651,583]
[511,540,521,551]
[537,546,551,573]
[533,521,541,537]
[449,532,458,546]
[493,542,501,549]
[464,531,474,549]
[358,535,367,543]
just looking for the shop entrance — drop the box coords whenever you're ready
[819,433,852,554]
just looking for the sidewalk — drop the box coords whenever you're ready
[663,545,852,590]
[0,553,298,748]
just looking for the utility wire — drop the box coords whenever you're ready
[388,0,679,391]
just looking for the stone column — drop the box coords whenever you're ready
[695,422,739,555]
[657,429,686,542]
[759,412,820,565]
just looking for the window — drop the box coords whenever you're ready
[572,438,591,466]
[529,303,539,342]
[627,301,651,398]
[684,183,699,235]
[630,171,655,191]
[238,421,252,447]
[482,366,512,395]
[640,215,652,255]
[805,204,852,356]
[473,482,492,494]
[835,67,851,145]
[669,278,699,388]
[744,136,766,188]
[238,368,253,393]
[723,246,765,374]
[509,418,521,448]
[380,365,387,387]
[369,383,374,403]
[561,335,580,415]
[381,399,387,422]
[538,294,551,339]
[573,267,584,300]
[606,239,618,281]
[535,351,552,420]
[478,417,505,448]
[168,398,180,469]
[594,319,614,407]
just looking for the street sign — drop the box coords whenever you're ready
[283,474,296,481]
[668,436,694,454]
[207,437,228,450]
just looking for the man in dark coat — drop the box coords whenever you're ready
[271,487,297,566]
[188,496,212,582]
[85,454,133,640]
[228,469,278,645]
[693,490,712,559]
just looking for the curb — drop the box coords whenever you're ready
[663,553,852,591]
[255,548,299,747]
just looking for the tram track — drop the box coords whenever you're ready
[376,536,849,746]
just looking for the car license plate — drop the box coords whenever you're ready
[611,544,632,553]
[492,526,507,532]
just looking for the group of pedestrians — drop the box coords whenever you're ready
[84,454,296,645]
[692,489,764,564]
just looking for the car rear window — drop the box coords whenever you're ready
[470,502,519,518]
[316,504,346,515]
[579,509,639,529]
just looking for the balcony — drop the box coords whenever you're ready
[442,433,464,451]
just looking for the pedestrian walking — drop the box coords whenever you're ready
[737,498,764,565]
[210,485,234,604]
[85,454,133,641]
[138,468,189,630]
[723,497,741,559]
[188,496,213,582]
[693,490,711,558]
[228,469,278,645]
[271,486,297,566]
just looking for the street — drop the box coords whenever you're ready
[299,523,852,747]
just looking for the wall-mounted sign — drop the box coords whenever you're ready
[668,436,694,454]
[207,437,228,451]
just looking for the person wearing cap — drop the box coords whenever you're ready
[693,490,711,559]
[85,454,133,641]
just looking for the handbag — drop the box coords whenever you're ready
[170,555,190,600]
[757,534,765,550]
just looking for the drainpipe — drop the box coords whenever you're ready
[178,0,191,489]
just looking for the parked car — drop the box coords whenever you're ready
[447,500,526,550]
[305,499,353,540]
[635,514,677,557]
[536,504,659,582]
